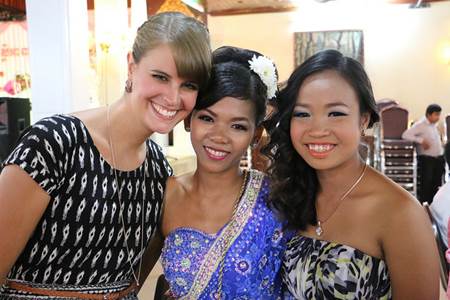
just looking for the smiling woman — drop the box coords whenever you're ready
[0,12,211,300]
[265,49,440,300]
[159,46,293,299]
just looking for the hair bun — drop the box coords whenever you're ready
[213,46,262,67]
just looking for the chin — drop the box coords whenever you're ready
[152,126,175,135]
[147,118,179,134]
[302,157,335,171]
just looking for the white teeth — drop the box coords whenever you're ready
[205,147,227,157]
[152,103,177,118]
[308,144,334,152]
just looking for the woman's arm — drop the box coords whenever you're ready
[382,194,440,300]
[0,165,50,284]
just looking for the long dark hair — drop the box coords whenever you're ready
[195,46,277,126]
[264,49,379,230]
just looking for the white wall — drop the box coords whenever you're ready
[208,0,450,123]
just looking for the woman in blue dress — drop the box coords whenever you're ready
[160,46,291,299]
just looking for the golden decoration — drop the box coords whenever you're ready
[156,0,194,17]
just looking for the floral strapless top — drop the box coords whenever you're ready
[283,235,392,300]
[161,170,292,299]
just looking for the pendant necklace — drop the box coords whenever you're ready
[107,105,145,286]
[315,163,367,237]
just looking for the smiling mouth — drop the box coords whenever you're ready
[204,146,229,160]
[306,143,336,158]
[151,102,177,119]
[307,144,335,152]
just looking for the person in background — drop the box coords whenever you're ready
[402,104,445,203]
[161,46,291,299]
[431,141,450,247]
[266,49,439,299]
[0,12,211,299]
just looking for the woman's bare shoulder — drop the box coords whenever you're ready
[165,173,194,203]
[365,167,424,221]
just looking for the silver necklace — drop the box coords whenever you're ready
[315,163,367,236]
[106,105,145,286]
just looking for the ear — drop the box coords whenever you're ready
[252,126,264,148]
[360,112,370,130]
[127,52,136,78]
[183,113,192,132]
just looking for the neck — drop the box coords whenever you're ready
[317,156,365,197]
[108,95,153,154]
[192,166,245,199]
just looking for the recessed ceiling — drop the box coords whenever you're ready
[205,0,449,15]
[206,0,297,15]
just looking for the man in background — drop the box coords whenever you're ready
[402,104,445,203]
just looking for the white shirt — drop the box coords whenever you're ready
[401,117,443,157]
[430,181,450,247]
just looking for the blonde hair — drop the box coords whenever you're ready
[132,12,211,91]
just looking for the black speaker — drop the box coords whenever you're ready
[0,97,31,165]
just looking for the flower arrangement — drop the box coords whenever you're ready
[248,55,278,99]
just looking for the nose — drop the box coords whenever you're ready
[308,117,330,138]
[208,124,230,145]
[164,84,180,107]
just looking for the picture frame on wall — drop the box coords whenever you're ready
[294,30,364,66]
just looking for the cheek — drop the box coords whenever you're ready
[189,122,203,142]
[290,121,303,144]
[183,92,198,111]
[339,125,361,149]
[189,131,203,154]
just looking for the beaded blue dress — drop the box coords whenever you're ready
[161,170,291,299]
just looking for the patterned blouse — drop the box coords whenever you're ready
[283,235,392,300]
[0,115,172,299]
[161,170,292,299]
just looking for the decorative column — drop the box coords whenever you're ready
[25,0,91,122]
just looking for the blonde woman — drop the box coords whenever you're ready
[0,12,211,299]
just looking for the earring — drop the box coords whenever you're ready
[125,79,132,93]
[361,128,366,137]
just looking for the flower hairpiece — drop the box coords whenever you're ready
[248,55,278,99]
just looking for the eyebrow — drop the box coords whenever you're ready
[203,108,250,122]
[150,69,172,79]
[295,101,350,108]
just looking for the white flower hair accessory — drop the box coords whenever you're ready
[248,55,278,99]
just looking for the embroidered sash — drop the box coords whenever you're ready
[180,170,264,299]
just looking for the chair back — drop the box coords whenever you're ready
[380,105,409,140]
[376,98,399,113]
[423,202,449,289]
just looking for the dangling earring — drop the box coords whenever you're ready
[361,128,366,137]
[125,79,132,93]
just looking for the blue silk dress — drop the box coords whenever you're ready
[161,170,291,299]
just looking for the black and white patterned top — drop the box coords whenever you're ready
[0,114,172,299]
[282,235,392,300]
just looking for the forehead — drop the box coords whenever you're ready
[203,97,256,120]
[139,44,178,73]
[296,70,358,107]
